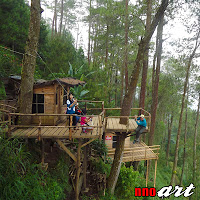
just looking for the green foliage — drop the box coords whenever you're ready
[0,135,69,200]
[0,82,6,100]
[115,164,141,200]
[0,47,22,78]
[0,0,29,52]
[90,158,111,176]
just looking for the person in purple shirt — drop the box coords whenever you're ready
[133,114,147,144]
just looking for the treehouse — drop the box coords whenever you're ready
[0,88,160,198]
[2,75,85,125]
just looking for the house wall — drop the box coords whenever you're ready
[32,85,56,125]
[32,84,69,125]
[104,132,131,149]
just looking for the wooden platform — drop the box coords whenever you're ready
[107,142,159,162]
[105,117,148,133]
[10,116,103,139]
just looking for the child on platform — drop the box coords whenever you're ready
[80,109,93,133]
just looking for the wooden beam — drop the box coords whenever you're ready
[56,139,77,162]
[81,138,96,148]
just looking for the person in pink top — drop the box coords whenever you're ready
[81,109,93,133]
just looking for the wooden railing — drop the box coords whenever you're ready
[108,144,160,161]
[77,100,104,114]
[104,107,151,132]
[6,112,104,140]
[0,104,17,124]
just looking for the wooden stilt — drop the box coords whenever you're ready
[154,159,158,188]
[146,160,149,187]
[41,138,45,164]
[83,144,87,190]
[75,139,82,200]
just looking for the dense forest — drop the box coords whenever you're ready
[0,0,200,199]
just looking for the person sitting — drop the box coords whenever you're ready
[80,109,93,133]
[133,114,147,144]
[75,103,81,123]
[66,93,78,127]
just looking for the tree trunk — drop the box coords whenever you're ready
[107,0,169,194]
[124,0,129,94]
[148,12,164,147]
[51,0,57,37]
[120,62,124,107]
[120,0,169,125]
[180,93,188,185]
[193,92,200,186]
[107,134,126,194]
[170,34,200,184]
[59,0,64,34]
[139,0,152,110]
[105,24,109,65]
[166,114,173,166]
[20,0,41,123]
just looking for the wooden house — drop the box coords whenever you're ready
[3,76,85,125]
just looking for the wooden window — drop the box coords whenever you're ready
[32,94,44,113]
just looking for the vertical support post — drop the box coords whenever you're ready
[98,115,102,140]
[154,159,158,187]
[102,101,104,113]
[146,160,149,187]
[75,139,82,200]
[145,146,147,159]
[83,144,87,190]
[38,116,42,141]
[69,115,72,140]
[41,138,45,164]
[54,84,57,125]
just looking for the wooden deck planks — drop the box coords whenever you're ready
[107,142,159,162]
[11,116,102,139]
[105,118,148,132]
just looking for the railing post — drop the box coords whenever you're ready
[102,101,104,113]
[145,146,147,159]
[69,115,72,140]
[105,117,108,131]
[126,116,129,132]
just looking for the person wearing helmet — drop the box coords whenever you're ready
[133,114,147,144]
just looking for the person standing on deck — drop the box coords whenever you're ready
[133,114,147,143]
[66,93,78,126]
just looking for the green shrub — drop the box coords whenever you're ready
[0,135,68,200]
[115,164,141,200]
